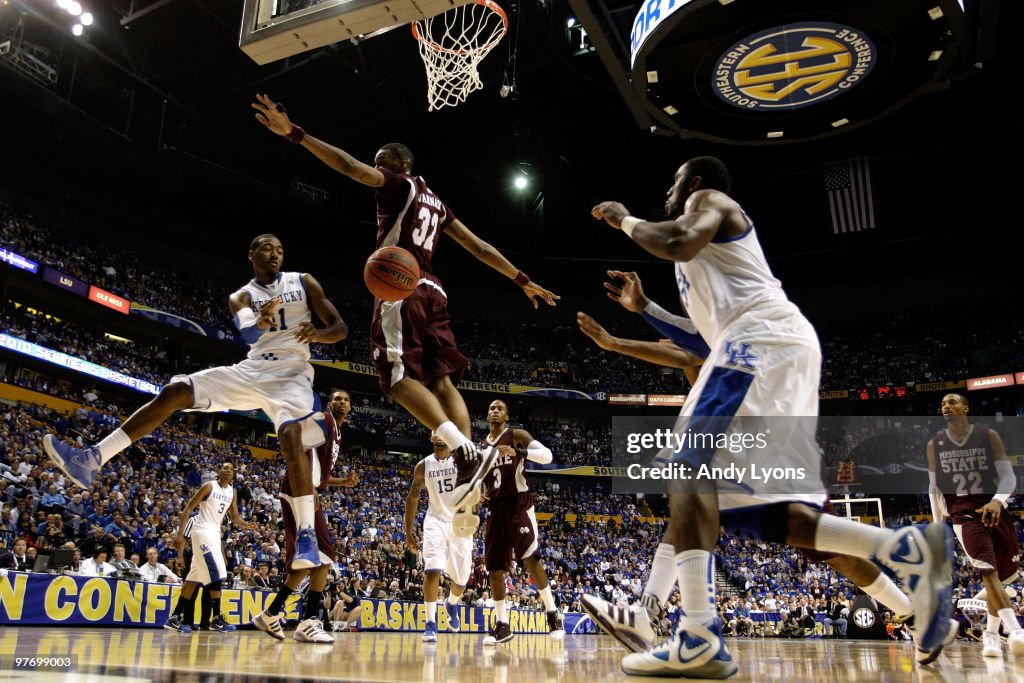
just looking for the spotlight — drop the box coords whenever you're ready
[566,17,576,27]
[72,23,83,35]
[81,12,93,25]
[514,176,528,190]
[68,1,82,15]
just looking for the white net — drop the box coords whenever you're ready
[413,0,507,111]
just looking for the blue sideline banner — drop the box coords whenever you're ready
[0,573,300,627]
[357,598,595,634]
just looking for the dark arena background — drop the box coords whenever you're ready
[0,0,1021,680]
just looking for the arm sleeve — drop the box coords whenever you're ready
[640,302,711,358]
[526,440,553,465]
[234,308,264,345]
[928,470,948,521]
[994,459,1016,507]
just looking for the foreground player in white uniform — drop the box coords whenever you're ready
[405,433,474,642]
[589,156,953,677]
[166,462,257,633]
[44,234,348,570]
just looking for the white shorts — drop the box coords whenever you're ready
[673,302,827,512]
[172,358,326,449]
[185,527,227,585]
[422,512,473,587]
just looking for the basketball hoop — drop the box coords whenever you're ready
[412,0,508,111]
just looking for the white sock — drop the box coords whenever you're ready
[426,601,437,623]
[676,550,715,624]
[988,613,1002,633]
[862,573,913,616]
[97,428,132,465]
[446,592,460,606]
[999,607,1021,632]
[813,515,890,559]
[436,421,472,452]
[293,495,315,530]
[539,586,556,612]
[495,600,507,623]
[646,543,678,604]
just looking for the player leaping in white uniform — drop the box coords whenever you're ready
[44,234,348,571]
[588,156,954,678]
[405,433,475,643]
[165,462,258,633]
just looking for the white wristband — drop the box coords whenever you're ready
[621,216,642,238]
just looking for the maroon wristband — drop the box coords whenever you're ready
[513,270,530,287]
[285,124,306,144]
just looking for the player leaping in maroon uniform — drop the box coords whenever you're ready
[476,399,564,645]
[928,393,1024,658]
[252,94,558,511]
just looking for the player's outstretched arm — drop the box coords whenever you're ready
[604,270,710,357]
[577,312,703,370]
[443,219,559,309]
[592,191,728,262]
[327,470,360,488]
[404,460,426,554]
[251,93,385,188]
[511,429,553,464]
[293,274,348,344]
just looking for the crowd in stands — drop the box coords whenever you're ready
[4,390,1022,635]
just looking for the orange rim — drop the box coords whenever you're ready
[411,0,508,56]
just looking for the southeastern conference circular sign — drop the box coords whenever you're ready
[713,22,877,111]
[853,608,876,628]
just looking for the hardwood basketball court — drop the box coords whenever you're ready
[0,628,1013,682]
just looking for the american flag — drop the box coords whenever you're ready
[824,157,875,234]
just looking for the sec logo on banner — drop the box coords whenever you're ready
[713,22,877,110]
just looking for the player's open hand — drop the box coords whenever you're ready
[522,281,560,309]
[339,470,360,488]
[252,93,295,137]
[577,312,618,351]
[592,201,629,229]
[605,270,650,313]
[976,500,1003,527]
[292,321,320,344]
[256,296,281,330]
[496,445,516,458]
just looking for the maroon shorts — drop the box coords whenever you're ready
[801,500,839,563]
[370,273,468,394]
[484,492,539,572]
[281,498,336,573]
[953,512,1020,583]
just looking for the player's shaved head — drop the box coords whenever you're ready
[380,143,414,167]
[686,156,732,194]
[250,233,280,251]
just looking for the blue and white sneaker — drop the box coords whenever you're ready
[43,434,101,489]
[423,621,438,643]
[621,616,737,678]
[164,615,192,634]
[210,614,237,632]
[444,601,462,631]
[292,526,321,570]
[875,523,954,653]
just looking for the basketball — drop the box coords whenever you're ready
[363,246,420,301]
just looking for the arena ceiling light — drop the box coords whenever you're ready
[513,176,528,190]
